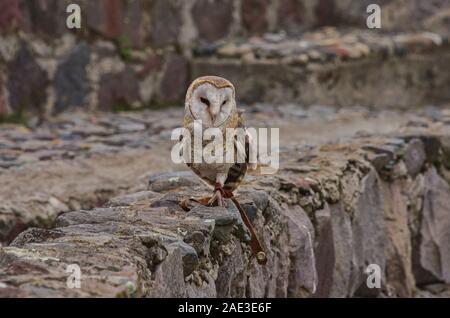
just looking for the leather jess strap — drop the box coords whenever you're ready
[228,195,267,265]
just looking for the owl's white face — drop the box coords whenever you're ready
[188,83,235,128]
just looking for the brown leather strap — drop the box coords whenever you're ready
[229,195,267,265]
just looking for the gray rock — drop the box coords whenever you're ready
[215,241,246,297]
[191,0,233,42]
[54,43,91,114]
[313,205,335,297]
[21,0,68,38]
[148,244,188,298]
[282,204,317,297]
[150,0,182,47]
[184,231,208,256]
[167,241,199,277]
[315,202,354,298]
[440,136,450,169]
[107,191,161,207]
[403,139,426,178]
[158,54,190,103]
[414,167,450,284]
[349,169,386,297]
[148,171,201,192]
[241,0,269,35]
[383,179,416,297]
[187,205,236,242]
[6,43,48,115]
[97,67,140,111]
[366,152,392,173]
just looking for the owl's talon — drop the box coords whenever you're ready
[207,191,224,207]
[180,197,212,211]
[180,198,191,211]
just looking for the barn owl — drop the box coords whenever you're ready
[181,76,256,207]
[180,76,267,265]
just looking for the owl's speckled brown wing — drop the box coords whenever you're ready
[223,110,249,193]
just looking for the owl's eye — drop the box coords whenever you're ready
[200,97,210,106]
[221,100,228,107]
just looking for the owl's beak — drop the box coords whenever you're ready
[207,107,217,124]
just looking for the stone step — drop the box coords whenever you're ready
[1,108,450,297]
[192,30,450,108]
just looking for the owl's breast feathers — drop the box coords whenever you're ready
[184,110,249,193]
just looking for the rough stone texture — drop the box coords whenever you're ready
[84,0,124,40]
[6,42,48,116]
[122,0,146,48]
[19,0,70,39]
[0,110,180,244]
[150,0,182,47]
[97,67,140,111]
[382,179,416,297]
[54,43,91,114]
[0,0,23,34]
[1,1,450,116]
[0,105,439,245]
[314,0,341,27]
[158,54,190,104]
[1,105,450,297]
[414,167,450,284]
[382,0,450,36]
[192,29,450,108]
[278,0,308,35]
[191,0,234,42]
[0,72,6,115]
[241,0,270,35]
[402,139,426,178]
[350,169,386,297]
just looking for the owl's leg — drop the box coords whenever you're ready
[208,173,227,207]
[180,175,227,210]
[207,183,225,207]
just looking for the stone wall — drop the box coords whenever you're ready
[2,119,450,297]
[192,29,450,108]
[1,0,449,118]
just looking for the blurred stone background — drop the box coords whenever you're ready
[0,0,449,120]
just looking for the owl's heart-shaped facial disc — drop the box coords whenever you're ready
[186,78,236,128]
